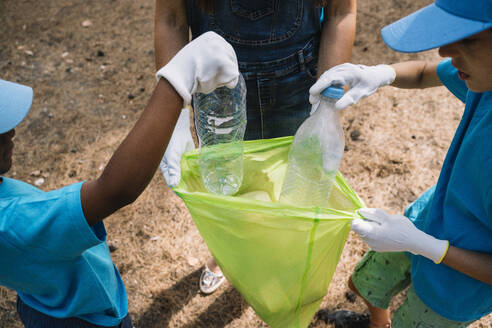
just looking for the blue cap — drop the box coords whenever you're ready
[321,86,344,99]
[0,79,33,134]
[382,0,492,53]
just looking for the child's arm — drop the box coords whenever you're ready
[154,0,189,70]
[442,247,492,285]
[81,79,181,226]
[353,208,492,285]
[309,61,442,110]
[81,32,239,226]
[391,61,441,89]
[317,0,357,77]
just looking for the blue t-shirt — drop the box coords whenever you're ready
[0,178,128,326]
[404,58,492,322]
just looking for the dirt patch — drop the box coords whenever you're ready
[1,0,491,327]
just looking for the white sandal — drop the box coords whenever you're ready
[199,264,225,294]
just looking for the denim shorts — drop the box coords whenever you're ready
[351,251,475,328]
[17,297,134,328]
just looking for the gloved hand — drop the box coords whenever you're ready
[156,31,239,106]
[309,63,396,110]
[352,208,449,264]
[159,107,195,187]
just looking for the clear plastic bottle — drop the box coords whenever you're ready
[279,86,345,206]
[193,74,247,195]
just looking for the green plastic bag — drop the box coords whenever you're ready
[174,136,364,328]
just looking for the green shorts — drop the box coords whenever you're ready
[351,251,474,328]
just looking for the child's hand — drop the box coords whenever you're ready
[309,63,395,110]
[156,31,239,106]
[352,208,449,264]
[159,107,195,188]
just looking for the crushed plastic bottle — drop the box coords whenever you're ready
[193,74,247,195]
[279,86,345,207]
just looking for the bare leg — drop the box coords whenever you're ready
[206,257,222,274]
[348,276,391,328]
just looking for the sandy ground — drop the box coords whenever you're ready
[1,0,491,327]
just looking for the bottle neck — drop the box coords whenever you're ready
[316,95,338,114]
[320,94,339,104]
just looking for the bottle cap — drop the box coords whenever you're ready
[321,86,344,99]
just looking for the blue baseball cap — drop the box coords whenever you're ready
[381,0,492,53]
[0,79,33,134]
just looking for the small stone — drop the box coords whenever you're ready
[25,50,34,56]
[68,170,77,178]
[150,236,159,241]
[34,178,45,186]
[188,257,200,266]
[107,240,118,252]
[82,19,93,27]
[62,52,69,58]
[31,170,41,177]
[128,94,134,100]
[350,129,361,141]
[345,291,357,303]
[97,50,105,57]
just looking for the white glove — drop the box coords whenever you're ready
[156,31,239,106]
[309,63,396,110]
[352,208,449,264]
[159,107,195,187]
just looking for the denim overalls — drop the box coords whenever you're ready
[186,0,323,140]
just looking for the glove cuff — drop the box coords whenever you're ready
[417,235,449,264]
[375,64,396,86]
[156,65,191,106]
[434,240,449,264]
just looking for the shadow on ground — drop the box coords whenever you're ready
[136,269,247,327]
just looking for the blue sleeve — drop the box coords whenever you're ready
[0,182,106,259]
[437,58,468,104]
